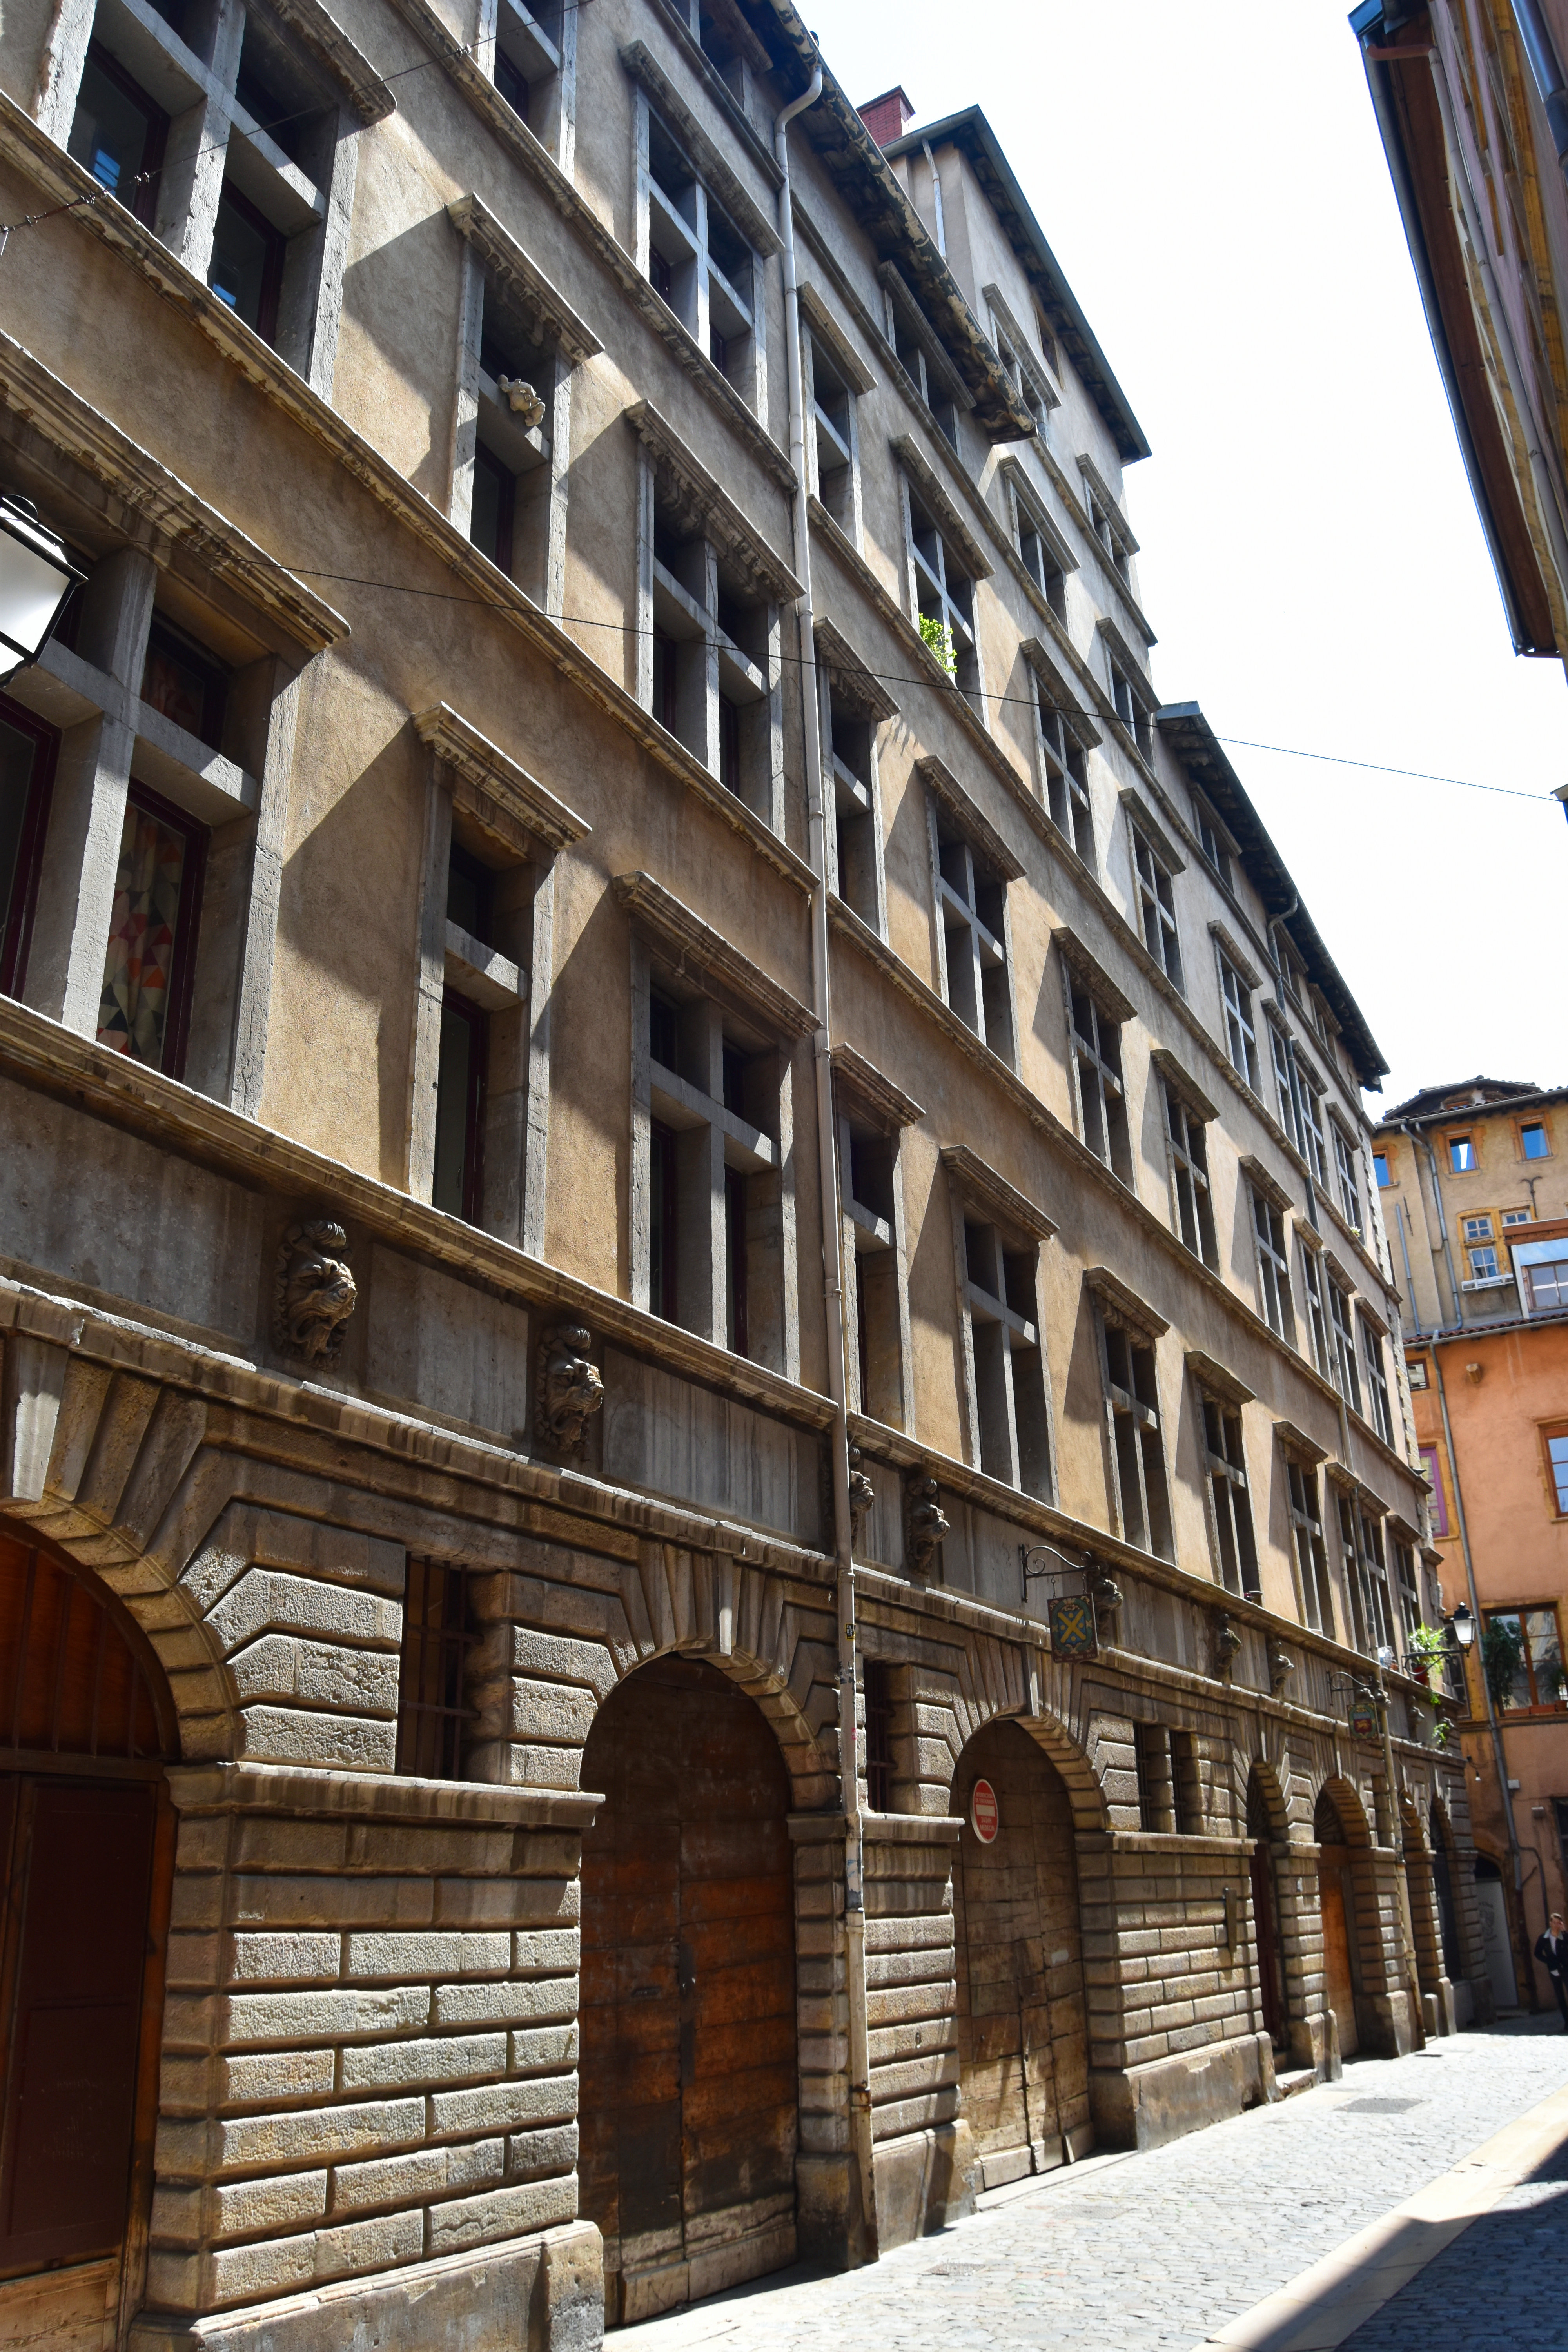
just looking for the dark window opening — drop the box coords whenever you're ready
[863,1657,893,1812]
[649,990,680,1073]
[724,1163,748,1356]
[141,618,228,751]
[446,843,495,947]
[396,1559,474,1780]
[208,181,286,347]
[0,697,59,1000]
[717,693,741,794]
[722,1040,747,1118]
[67,43,167,228]
[94,780,205,1078]
[652,628,678,732]
[494,48,529,118]
[649,246,674,304]
[432,989,487,1225]
[650,1117,679,1321]
[470,445,516,578]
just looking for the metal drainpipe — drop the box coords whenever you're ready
[1429,1339,1532,2004]
[774,61,879,2267]
[919,137,947,256]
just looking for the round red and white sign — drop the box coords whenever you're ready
[970,1778,999,1844]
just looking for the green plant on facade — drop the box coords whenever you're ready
[919,613,956,676]
[1408,1622,1454,1745]
[1481,1615,1526,1713]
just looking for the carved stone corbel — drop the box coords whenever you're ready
[847,1445,875,1549]
[1268,1642,1296,1695]
[904,1473,949,1579]
[272,1220,357,1365]
[534,1324,605,1455]
[1214,1610,1243,1684]
[1088,1566,1123,1639]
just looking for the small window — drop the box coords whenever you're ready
[863,1657,894,1812]
[1165,1086,1216,1267]
[1521,1121,1551,1160]
[1469,1246,1501,1281]
[94,782,206,1078]
[1484,1606,1564,1711]
[67,42,168,229]
[1523,1252,1568,1314]
[1546,1430,1568,1517]
[1407,1356,1429,1390]
[1333,1128,1361,1231]
[1300,1245,1331,1377]
[1100,1319,1172,1559]
[0,698,59,1001]
[809,336,857,534]
[1463,1214,1494,1243]
[1503,1208,1533,1227]
[1194,801,1229,889]
[208,180,287,345]
[1250,1189,1294,1341]
[432,990,487,1224]
[1134,1720,1174,1833]
[958,1214,1052,1499]
[1286,1457,1334,1634]
[1132,831,1182,990]
[396,1558,475,1779]
[1109,658,1153,759]
[1359,1314,1394,1446]
[1419,1445,1448,1535]
[1219,952,1258,1091]
[142,617,229,751]
[1201,1394,1258,1599]
[1448,1133,1477,1173]
[649,1116,679,1321]
[1069,984,1131,1184]
[906,483,979,709]
[1373,1151,1391,1188]
[933,808,1013,1061]
[1328,1281,1361,1416]
[1037,699,1093,860]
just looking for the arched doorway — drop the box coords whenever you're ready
[578,1656,798,2328]
[1473,1853,1520,2011]
[1429,1802,1463,1982]
[1315,1785,1366,2060]
[0,1523,176,2341]
[952,1719,1090,2189]
[1247,1771,1288,2052]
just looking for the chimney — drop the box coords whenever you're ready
[857,86,915,148]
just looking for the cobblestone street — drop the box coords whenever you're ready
[635,2021,1568,2352]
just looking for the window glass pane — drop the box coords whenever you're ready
[1449,1135,1475,1171]
[67,50,159,198]
[1548,1434,1568,1515]
[1373,1152,1390,1187]
[95,797,194,1069]
[209,187,280,336]
[1522,1123,1549,1159]
[1525,1608,1563,1704]
[432,998,483,1220]
[0,714,45,987]
[1527,1256,1568,1312]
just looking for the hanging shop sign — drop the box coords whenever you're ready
[1048,1592,1099,1660]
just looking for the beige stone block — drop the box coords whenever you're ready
[503,1743,583,1789]
[313,2208,426,2280]
[230,1875,435,1930]
[236,1706,397,1771]
[214,2096,425,2173]
[509,1680,598,1742]
[330,2136,504,2213]
[143,2252,200,2312]
[166,1931,222,1989]
[231,1819,349,1873]
[220,2046,339,2107]
[345,1931,510,1980]
[227,1932,343,1985]
[340,2033,507,2093]
[432,1975,577,2030]
[348,1824,515,1877]
[434,1877,575,1927]
[212,2170,329,2239]
[205,2232,318,2306]
[512,1927,580,1975]
[430,2070,577,2138]
[222,1985,431,2045]
[506,2123,577,2179]
[425,2174,577,2258]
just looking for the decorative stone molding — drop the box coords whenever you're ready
[414,704,590,858]
[940,1143,1055,1245]
[613,871,817,1039]
[1214,1610,1243,1684]
[890,440,991,579]
[829,1043,923,1132]
[916,754,1024,881]
[813,616,898,723]
[267,0,397,121]
[1051,926,1137,1025]
[272,1220,356,1365]
[1089,1566,1124,1636]
[1269,1642,1296,1695]
[626,402,801,605]
[1185,1349,1254,1409]
[534,1323,605,1455]
[905,1474,949,1578]
[1084,1265,1170,1343]
[446,196,604,365]
[847,1445,875,1545]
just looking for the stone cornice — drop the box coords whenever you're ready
[613,872,817,1039]
[916,755,1024,882]
[412,706,590,855]
[940,1144,1056,1243]
[1076,449,1140,554]
[1085,1263,1169,1341]
[627,400,801,603]
[267,0,396,122]
[891,434,993,582]
[0,332,347,655]
[829,1043,923,1131]
[167,1760,600,1823]
[446,197,603,364]
[813,617,898,723]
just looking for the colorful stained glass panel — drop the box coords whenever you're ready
[96,799,187,1067]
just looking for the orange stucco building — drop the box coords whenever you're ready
[1375,1080,1568,2011]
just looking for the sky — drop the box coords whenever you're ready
[799,1,1568,1113]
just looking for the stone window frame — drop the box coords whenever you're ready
[1212,926,1261,1093]
[1056,927,1136,1188]
[407,704,588,1253]
[1241,1156,1294,1343]
[618,870,811,1381]
[0,359,343,1112]
[1329,1112,1364,1236]
[1359,1306,1396,1448]
[447,197,601,620]
[1294,1045,1330,1193]
[880,262,974,450]
[998,454,1074,622]
[477,0,577,165]
[1330,1470,1395,1656]
[1022,635,1098,865]
[834,1044,921,1434]
[1154,1050,1218,1270]
[984,282,1059,443]
[629,402,794,836]
[1297,1225,1334,1380]
[895,435,992,721]
[943,1144,1058,1502]
[799,285,871,547]
[1122,790,1185,993]
[922,754,1021,1068]
[815,617,895,940]
[1278,1426,1336,1637]
[46,0,391,391]
[627,55,777,424]
[1326,1262,1362,1417]
[1087,1267,1174,1562]
[1100,617,1156,764]
[1079,449,1139,584]
[1267,1011,1306,1159]
[1187,1351,1258,1602]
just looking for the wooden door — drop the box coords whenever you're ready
[579,1657,797,2326]
[953,1720,1090,2190]
[1318,1846,1360,2058]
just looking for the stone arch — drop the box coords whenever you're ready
[948,1715,1091,2190]
[575,1653,802,2328]
[1245,1762,1293,2056]
[1315,1778,1392,2061]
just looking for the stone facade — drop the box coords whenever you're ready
[0,2,1488,2346]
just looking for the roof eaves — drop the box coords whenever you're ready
[736,5,1037,441]
[1156,703,1388,1087]
[885,105,1151,465]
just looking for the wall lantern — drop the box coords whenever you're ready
[0,497,84,687]
[1449,1601,1474,1650]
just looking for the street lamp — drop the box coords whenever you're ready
[0,497,83,687]
[1449,1602,1474,1650]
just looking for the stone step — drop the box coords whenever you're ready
[1276,2067,1318,2100]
